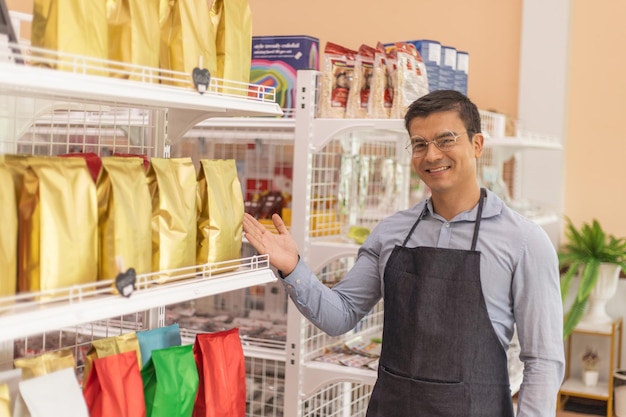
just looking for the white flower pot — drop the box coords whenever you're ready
[583,369,599,387]
[580,262,621,325]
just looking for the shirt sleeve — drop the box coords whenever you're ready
[512,224,565,417]
[280,235,384,337]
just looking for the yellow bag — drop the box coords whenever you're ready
[13,349,75,380]
[32,0,108,74]
[0,163,17,297]
[147,158,197,276]
[196,159,243,269]
[159,0,216,88]
[107,0,160,79]
[19,157,98,293]
[210,0,252,93]
[97,157,152,281]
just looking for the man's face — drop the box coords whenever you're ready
[407,110,483,197]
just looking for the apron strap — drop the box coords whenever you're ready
[470,188,487,251]
[402,188,487,250]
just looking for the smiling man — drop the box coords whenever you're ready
[243,90,564,417]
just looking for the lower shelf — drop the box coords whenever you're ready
[560,377,610,400]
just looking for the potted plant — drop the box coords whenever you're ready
[559,218,626,338]
[581,346,600,387]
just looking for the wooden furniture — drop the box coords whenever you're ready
[558,317,623,417]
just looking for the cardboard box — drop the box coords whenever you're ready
[250,35,319,115]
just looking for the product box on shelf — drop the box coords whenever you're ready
[439,45,457,90]
[454,51,469,95]
[410,39,441,93]
[249,35,320,116]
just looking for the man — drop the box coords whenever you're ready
[243,90,564,416]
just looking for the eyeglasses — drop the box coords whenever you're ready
[406,130,468,158]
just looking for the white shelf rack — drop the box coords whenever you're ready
[0,256,276,343]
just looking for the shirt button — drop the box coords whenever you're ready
[296,279,301,284]
[445,222,450,228]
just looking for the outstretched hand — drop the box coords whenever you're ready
[243,212,299,275]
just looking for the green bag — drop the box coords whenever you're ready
[141,344,199,417]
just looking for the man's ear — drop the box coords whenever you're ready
[472,133,484,158]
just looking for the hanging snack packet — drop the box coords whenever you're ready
[13,349,75,380]
[159,0,216,88]
[368,42,393,119]
[346,44,375,119]
[192,328,246,417]
[390,43,429,119]
[142,344,198,417]
[13,368,89,417]
[197,159,244,270]
[0,369,22,417]
[97,157,152,282]
[0,163,17,298]
[147,158,197,278]
[31,0,107,75]
[136,323,182,368]
[318,42,357,118]
[210,0,252,94]
[82,332,142,387]
[83,351,146,417]
[18,156,98,293]
[107,0,160,80]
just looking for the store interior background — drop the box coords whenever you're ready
[6,0,626,385]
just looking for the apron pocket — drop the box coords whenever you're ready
[368,365,470,417]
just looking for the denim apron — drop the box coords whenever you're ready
[366,189,514,417]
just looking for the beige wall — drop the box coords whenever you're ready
[567,1,626,237]
[7,1,625,239]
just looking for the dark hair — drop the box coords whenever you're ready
[403,90,482,137]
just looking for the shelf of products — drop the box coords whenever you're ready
[558,317,623,417]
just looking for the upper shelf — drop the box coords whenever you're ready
[0,255,277,342]
[0,42,283,143]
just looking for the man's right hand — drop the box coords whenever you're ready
[242,212,299,276]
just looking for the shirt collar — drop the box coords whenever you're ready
[425,188,504,222]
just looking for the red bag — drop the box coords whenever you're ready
[193,328,246,417]
[83,350,146,417]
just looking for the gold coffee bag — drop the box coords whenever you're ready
[147,158,197,276]
[210,0,252,92]
[159,0,216,88]
[0,163,17,297]
[19,157,98,293]
[0,384,10,417]
[13,348,75,380]
[97,157,152,281]
[32,0,108,74]
[82,332,141,387]
[197,159,243,268]
[107,0,160,79]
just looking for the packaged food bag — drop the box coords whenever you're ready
[18,157,98,293]
[318,42,357,118]
[368,42,393,119]
[210,0,252,93]
[31,0,108,75]
[0,369,22,417]
[136,323,182,368]
[159,0,216,88]
[390,42,429,119]
[107,0,160,79]
[97,157,152,282]
[13,368,89,417]
[147,158,197,277]
[0,163,17,297]
[142,344,199,417]
[346,44,375,119]
[82,332,142,387]
[196,159,243,269]
[192,328,245,417]
[13,348,75,380]
[58,152,102,183]
[83,351,145,417]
